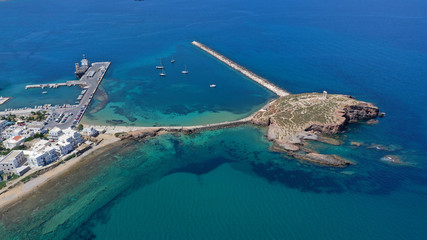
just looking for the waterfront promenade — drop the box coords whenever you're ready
[192,41,289,97]
[87,115,254,134]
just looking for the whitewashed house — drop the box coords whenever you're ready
[54,139,73,155]
[0,150,29,175]
[0,120,8,131]
[49,127,63,140]
[1,126,25,140]
[81,127,98,137]
[25,146,59,167]
[25,140,59,167]
[3,135,25,149]
[62,128,83,147]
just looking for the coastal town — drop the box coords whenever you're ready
[0,57,109,191]
[0,42,383,208]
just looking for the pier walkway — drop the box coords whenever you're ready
[0,97,10,106]
[87,115,254,134]
[192,41,289,97]
[25,81,86,90]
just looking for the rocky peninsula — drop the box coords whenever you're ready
[252,92,379,167]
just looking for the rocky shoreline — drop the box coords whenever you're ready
[252,93,379,167]
[94,93,380,168]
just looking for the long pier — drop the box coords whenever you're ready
[192,41,289,97]
[25,81,86,89]
[0,97,10,106]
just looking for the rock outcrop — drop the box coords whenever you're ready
[289,152,354,167]
[252,93,379,167]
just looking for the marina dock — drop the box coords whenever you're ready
[25,81,86,90]
[192,41,289,97]
[1,61,111,130]
[0,97,10,106]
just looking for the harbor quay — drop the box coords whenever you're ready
[25,81,86,90]
[0,61,111,130]
[0,97,10,106]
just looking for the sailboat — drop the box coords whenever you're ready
[171,57,175,63]
[160,69,166,76]
[156,59,165,69]
[181,65,189,74]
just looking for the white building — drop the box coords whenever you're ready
[24,129,82,167]
[0,150,29,175]
[27,122,47,135]
[24,140,59,167]
[1,126,24,140]
[3,135,25,149]
[0,120,8,131]
[53,139,73,155]
[81,127,98,137]
[62,128,83,147]
[49,127,63,140]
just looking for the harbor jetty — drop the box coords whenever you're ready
[192,41,289,97]
[0,97,10,106]
[25,81,86,90]
[1,62,111,130]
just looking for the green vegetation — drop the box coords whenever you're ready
[77,124,84,131]
[114,132,124,138]
[27,111,46,121]
[1,144,27,155]
[4,114,16,122]
[0,173,19,190]
[0,181,6,190]
[20,172,37,183]
[24,133,47,142]
[64,153,76,161]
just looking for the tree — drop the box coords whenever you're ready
[77,124,84,131]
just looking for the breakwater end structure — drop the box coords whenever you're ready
[192,41,289,97]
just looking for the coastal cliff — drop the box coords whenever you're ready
[253,93,379,167]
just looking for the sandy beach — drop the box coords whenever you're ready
[0,134,120,209]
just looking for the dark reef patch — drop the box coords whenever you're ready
[110,106,137,122]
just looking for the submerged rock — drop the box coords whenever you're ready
[366,119,379,125]
[380,155,404,165]
[368,144,402,152]
[316,135,343,146]
[289,152,354,168]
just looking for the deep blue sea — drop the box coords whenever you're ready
[0,0,426,239]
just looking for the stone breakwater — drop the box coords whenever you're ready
[192,41,290,97]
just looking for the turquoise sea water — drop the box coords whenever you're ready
[0,0,426,239]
